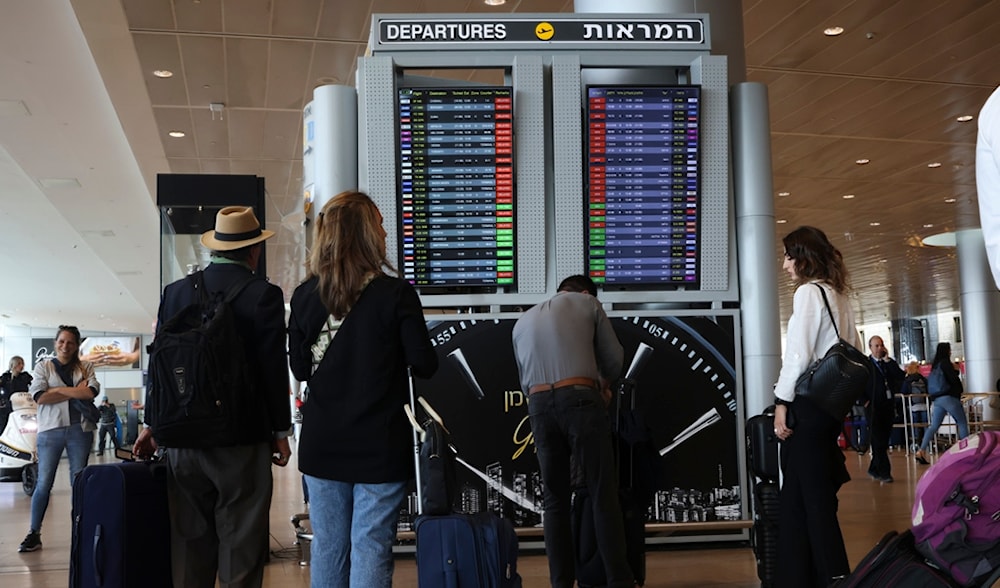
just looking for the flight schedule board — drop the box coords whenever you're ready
[586,86,701,287]
[398,87,514,289]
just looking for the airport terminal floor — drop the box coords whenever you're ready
[0,448,988,587]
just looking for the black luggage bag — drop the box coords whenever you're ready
[405,368,523,588]
[571,378,653,587]
[69,460,172,588]
[747,407,781,588]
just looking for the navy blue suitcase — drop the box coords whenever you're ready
[69,461,172,588]
[414,511,522,588]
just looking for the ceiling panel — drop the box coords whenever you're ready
[226,38,269,108]
[272,0,325,38]
[226,109,267,159]
[122,0,175,30]
[132,34,186,105]
[222,0,271,35]
[265,41,314,110]
[261,111,302,160]
[191,107,229,158]
[179,35,227,107]
[174,0,223,33]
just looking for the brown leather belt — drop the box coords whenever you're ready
[528,377,597,395]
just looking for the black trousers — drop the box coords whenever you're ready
[867,400,894,478]
[776,397,851,588]
[97,423,120,451]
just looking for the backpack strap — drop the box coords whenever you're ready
[813,283,841,339]
[190,270,256,304]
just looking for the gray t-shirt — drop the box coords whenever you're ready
[511,291,624,392]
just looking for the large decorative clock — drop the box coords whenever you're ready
[402,312,743,531]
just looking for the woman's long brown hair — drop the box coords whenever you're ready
[782,226,851,294]
[308,191,394,319]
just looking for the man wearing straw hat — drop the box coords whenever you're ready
[135,206,292,588]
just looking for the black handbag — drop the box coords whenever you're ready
[794,284,871,420]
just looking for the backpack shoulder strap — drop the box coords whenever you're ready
[813,283,841,339]
[189,270,256,304]
[222,273,257,303]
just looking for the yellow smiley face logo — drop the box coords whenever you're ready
[535,21,554,41]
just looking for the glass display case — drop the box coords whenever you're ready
[156,174,266,292]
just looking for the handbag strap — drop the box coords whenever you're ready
[310,314,342,375]
[813,283,841,339]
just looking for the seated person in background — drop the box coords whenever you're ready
[900,361,929,447]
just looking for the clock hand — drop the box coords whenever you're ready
[658,407,722,456]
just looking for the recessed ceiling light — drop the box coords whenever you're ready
[842,194,855,199]
[777,191,790,197]
[856,158,870,165]
[927,162,942,168]
[153,70,174,78]
[870,222,881,226]
[38,177,82,189]
[484,0,506,5]
[923,224,934,228]
[168,131,186,138]
[944,198,957,203]
[956,115,974,122]
[776,219,787,224]
[824,26,845,36]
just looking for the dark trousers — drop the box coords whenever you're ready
[165,442,273,588]
[97,423,119,451]
[528,385,634,588]
[776,397,850,588]
[867,401,894,478]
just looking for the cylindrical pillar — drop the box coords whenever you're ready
[731,82,781,417]
[956,228,1000,421]
[311,84,358,218]
[574,0,746,85]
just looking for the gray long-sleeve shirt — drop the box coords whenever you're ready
[511,291,624,392]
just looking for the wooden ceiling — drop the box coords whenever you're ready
[118,0,1000,326]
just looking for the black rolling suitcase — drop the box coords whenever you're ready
[69,459,172,588]
[572,377,651,588]
[747,406,781,588]
[404,368,522,588]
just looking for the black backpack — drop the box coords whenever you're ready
[146,271,256,448]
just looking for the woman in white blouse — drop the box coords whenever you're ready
[772,226,862,587]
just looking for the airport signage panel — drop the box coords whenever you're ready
[375,15,707,49]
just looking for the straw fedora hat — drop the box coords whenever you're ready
[200,206,274,251]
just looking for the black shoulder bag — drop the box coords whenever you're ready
[793,284,872,420]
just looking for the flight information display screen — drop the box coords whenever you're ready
[397,86,514,289]
[585,86,701,287]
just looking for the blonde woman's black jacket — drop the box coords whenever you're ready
[289,274,437,483]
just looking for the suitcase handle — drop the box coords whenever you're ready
[93,523,104,586]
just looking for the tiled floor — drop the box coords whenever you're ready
[0,448,985,587]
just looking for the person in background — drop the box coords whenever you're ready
[288,191,437,588]
[915,342,968,465]
[976,85,1000,288]
[511,274,636,588]
[1,355,32,432]
[96,397,120,454]
[18,326,99,553]
[772,226,859,587]
[134,206,292,588]
[900,361,929,449]
[865,336,905,483]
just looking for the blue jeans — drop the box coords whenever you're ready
[528,385,634,588]
[31,424,93,532]
[919,395,969,452]
[303,475,406,588]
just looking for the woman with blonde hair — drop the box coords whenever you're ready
[772,226,860,586]
[288,191,437,588]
